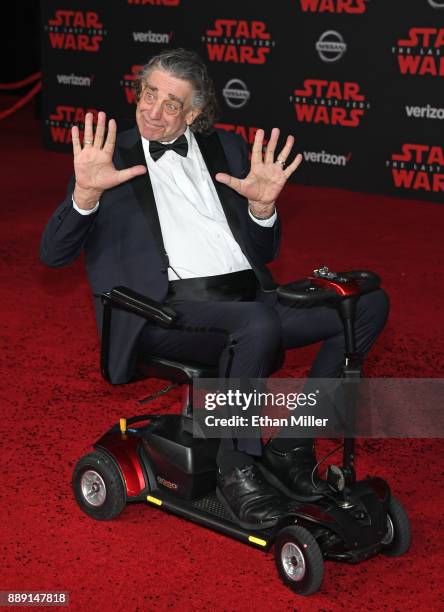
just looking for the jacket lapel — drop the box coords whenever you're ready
[118,136,169,272]
[194,131,245,250]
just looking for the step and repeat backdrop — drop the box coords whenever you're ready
[41,0,444,203]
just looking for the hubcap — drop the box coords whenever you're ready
[281,542,306,581]
[80,470,107,507]
[381,514,395,545]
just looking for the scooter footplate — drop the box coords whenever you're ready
[146,489,274,549]
[191,493,232,521]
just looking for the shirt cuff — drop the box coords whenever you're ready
[248,207,277,227]
[72,197,100,215]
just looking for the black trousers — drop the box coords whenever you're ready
[138,287,389,456]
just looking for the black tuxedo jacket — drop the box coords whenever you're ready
[41,127,281,383]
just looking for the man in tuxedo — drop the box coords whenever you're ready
[41,49,388,529]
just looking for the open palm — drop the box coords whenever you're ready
[72,111,146,207]
[216,128,302,213]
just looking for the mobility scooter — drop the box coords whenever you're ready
[72,267,411,596]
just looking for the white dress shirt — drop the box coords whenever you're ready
[73,127,276,280]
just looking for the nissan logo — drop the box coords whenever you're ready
[222,79,250,109]
[316,30,347,63]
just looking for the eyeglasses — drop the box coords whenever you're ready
[141,87,184,116]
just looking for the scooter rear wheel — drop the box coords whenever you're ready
[274,526,324,595]
[381,496,411,557]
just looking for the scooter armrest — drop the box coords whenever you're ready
[277,279,338,304]
[103,286,177,328]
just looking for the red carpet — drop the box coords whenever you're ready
[1,106,443,611]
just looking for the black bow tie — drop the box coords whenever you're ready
[149,134,188,161]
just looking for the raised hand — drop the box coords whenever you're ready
[215,128,302,219]
[72,111,147,210]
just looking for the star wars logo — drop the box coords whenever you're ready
[128,0,180,5]
[393,28,444,77]
[46,10,106,52]
[299,0,367,13]
[291,79,370,127]
[121,65,144,104]
[387,144,444,192]
[46,106,99,143]
[203,19,274,64]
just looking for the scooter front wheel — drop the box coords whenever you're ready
[381,496,411,557]
[274,526,324,595]
[72,451,126,520]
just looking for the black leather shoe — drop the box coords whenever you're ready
[216,464,291,530]
[260,442,330,500]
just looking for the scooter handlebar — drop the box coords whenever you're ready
[336,270,381,295]
[276,269,381,305]
[338,270,381,291]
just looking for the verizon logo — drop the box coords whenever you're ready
[56,73,93,86]
[132,30,172,43]
[405,104,444,119]
[303,150,351,166]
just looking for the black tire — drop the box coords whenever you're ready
[72,451,126,520]
[381,496,411,557]
[274,526,324,595]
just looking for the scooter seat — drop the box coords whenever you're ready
[137,354,219,383]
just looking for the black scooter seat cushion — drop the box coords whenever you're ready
[137,355,218,383]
